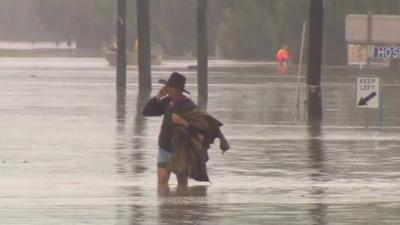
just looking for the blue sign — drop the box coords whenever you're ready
[373,47,400,58]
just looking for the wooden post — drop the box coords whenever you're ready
[197,0,208,109]
[307,0,324,121]
[116,0,127,91]
[137,0,152,92]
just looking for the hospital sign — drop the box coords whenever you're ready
[373,46,400,59]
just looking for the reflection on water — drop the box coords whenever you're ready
[158,186,213,225]
[115,90,151,225]
[115,90,150,176]
[116,89,126,125]
[310,203,328,225]
[307,120,327,225]
[115,186,147,225]
[130,90,150,175]
[308,120,327,181]
[115,89,127,174]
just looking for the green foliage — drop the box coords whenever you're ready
[158,0,197,56]
[0,0,49,40]
[217,0,272,59]
[217,0,308,60]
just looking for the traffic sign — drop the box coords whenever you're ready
[356,77,380,109]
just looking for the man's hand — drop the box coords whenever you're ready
[156,87,167,99]
[197,134,205,142]
[171,113,188,127]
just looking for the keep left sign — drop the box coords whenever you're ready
[356,77,380,109]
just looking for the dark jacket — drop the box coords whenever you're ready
[142,95,202,153]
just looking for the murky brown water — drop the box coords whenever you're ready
[1,58,399,224]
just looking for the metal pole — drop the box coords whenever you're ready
[307,0,324,121]
[117,0,127,91]
[296,21,307,112]
[379,90,384,127]
[366,12,372,69]
[137,0,152,92]
[197,0,208,109]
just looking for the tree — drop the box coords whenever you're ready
[216,0,308,60]
[34,0,115,49]
[217,0,273,59]
[157,0,197,56]
[0,0,51,41]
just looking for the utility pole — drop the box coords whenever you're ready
[307,0,324,121]
[137,0,152,92]
[197,0,208,109]
[116,0,127,91]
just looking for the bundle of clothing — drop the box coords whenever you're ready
[169,106,229,182]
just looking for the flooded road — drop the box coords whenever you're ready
[1,57,400,224]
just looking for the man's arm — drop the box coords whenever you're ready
[171,113,207,137]
[142,88,169,116]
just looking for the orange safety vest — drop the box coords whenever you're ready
[276,48,289,62]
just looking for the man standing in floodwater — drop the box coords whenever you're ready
[142,72,196,191]
[142,72,229,193]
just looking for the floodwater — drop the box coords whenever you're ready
[1,57,400,225]
[0,41,76,50]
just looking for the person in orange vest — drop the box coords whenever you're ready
[276,45,289,74]
[276,45,289,66]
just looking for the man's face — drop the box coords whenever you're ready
[165,85,180,97]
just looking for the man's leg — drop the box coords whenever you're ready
[157,167,171,195]
[176,173,188,194]
[157,148,172,184]
[158,167,170,184]
[176,173,188,187]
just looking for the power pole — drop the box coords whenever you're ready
[116,0,127,91]
[307,0,324,121]
[197,0,208,109]
[137,0,152,92]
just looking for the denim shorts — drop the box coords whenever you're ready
[157,148,173,168]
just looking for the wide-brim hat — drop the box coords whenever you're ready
[159,72,190,95]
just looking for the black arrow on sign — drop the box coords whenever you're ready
[358,91,377,106]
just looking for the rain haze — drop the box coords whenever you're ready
[1,1,400,225]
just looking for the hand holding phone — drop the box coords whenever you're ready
[157,87,167,99]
